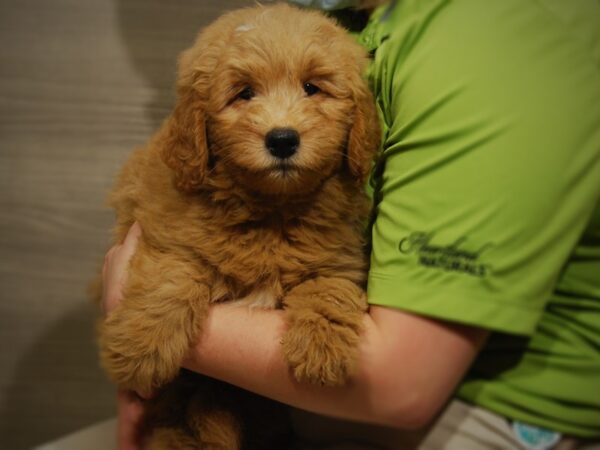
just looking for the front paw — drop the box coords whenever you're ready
[100,345,179,396]
[282,314,360,386]
[99,320,181,395]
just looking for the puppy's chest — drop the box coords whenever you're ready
[203,223,351,305]
[211,226,322,280]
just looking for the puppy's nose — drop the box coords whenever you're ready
[265,128,300,159]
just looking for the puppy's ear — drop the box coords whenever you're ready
[347,81,381,185]
[159,51,209,193]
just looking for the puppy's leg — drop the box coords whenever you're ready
[187,401,242,450]
[146,427,199,450]
[99,242,211,396]
[282,277,368,386]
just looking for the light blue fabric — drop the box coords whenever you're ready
[288,0,361,11]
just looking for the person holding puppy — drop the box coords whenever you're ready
[103,0,600,449]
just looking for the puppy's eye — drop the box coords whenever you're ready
[236,86,255,101]
[303,83,320,96]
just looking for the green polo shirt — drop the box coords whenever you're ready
[359,0,600,438]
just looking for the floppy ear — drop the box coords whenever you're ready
[159,85,208,193]
[159,7,263,192]
[159,46,210,193]
[347,81,381,185]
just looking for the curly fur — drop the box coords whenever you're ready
[97,3,380,449]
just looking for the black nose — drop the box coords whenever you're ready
[265,128,300,159]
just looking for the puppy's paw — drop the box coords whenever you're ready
[100,345,180,396]
[145,427,201,450]
[282,277,367,386]
[282,313,360,386]
[99,317,183,395]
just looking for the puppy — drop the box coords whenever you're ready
[98,3,380,448]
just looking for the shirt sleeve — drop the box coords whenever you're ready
[366,1,600,336]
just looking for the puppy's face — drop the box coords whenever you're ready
[209,26,359,196]
[161,5,380,198]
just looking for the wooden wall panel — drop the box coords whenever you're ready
[0,1,250,448]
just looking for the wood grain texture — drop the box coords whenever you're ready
[0,0,251,448]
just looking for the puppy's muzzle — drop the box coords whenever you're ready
[265,128,300,159]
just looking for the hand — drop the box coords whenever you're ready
[101,224,148,448]
[101,222,141,317]
[116,389,145,450]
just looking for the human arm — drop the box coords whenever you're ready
[102,224,488,432]
[183,300,488,429]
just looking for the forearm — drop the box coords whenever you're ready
[185,302,388,424]
[183,303,487,429]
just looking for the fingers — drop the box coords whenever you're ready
[101,222,142,317]
[121,221,142,256]
[117,390,145,450]
[108,225,145,449]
